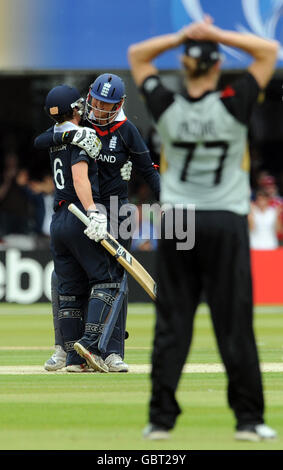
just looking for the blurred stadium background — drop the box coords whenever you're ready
[0,0,283,305]
[0,0,283,452]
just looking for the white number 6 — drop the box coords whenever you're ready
[54,158,65,189]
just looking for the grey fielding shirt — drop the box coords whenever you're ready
[140,73,260,215]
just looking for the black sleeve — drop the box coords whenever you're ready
[70,147,90,166]
[34,127,55,149]
[34,129,78,149]
[220,72,260,125]
[118,121,160,200]
[139,74,175,122]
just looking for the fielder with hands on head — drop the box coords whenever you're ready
[128,15,278,441]
[35,74,160,373]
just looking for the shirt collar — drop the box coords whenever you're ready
[54,121,80,133]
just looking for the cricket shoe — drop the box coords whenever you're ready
[143,423,169,440]
[74,342,109,373]
[66,363,92,373]
[44,345,67,371]
[235,424,277,442]
[105,353,129,372]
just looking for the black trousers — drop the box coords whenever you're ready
[149,210,264,430]
[50,199,130,358]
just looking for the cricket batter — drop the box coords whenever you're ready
[44,84,124,373]
[35,74,160,372]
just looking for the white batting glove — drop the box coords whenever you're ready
[70,128,102,159]
[84,210,107,242]
[120,161,132,181]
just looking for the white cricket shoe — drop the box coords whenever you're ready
[143,423,169,440]
[105,353,129,372]
[66,363,92,373]
[74,342,108,373]
[235,424,277,442]
[44,345,66,371]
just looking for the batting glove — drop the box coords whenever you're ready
[62,128,102,159]
[120,161,132,181]
[84,210,107,242]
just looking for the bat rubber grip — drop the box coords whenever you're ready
[68,203,90,226]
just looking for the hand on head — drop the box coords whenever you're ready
[178,14,221,44]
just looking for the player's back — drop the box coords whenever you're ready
[141,72,259,215]
[158,90,249,214]
[49,122,100,210]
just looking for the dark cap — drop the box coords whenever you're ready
[45,85,81,116]
[183,39,221,69]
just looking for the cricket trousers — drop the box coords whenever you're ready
[50,202,120,364]
[149,210,264,430]
[50,199,130,359]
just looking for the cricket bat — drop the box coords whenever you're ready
[68,203,157,301]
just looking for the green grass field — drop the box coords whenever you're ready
[0,302,282,450]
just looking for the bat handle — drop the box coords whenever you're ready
[68,203,90,226]
[68,203,115,241]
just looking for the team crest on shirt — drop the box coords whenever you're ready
[109,136,117,150]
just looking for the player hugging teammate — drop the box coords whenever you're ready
[34,74,160,373]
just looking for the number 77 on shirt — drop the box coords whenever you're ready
[68,203,157,301]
